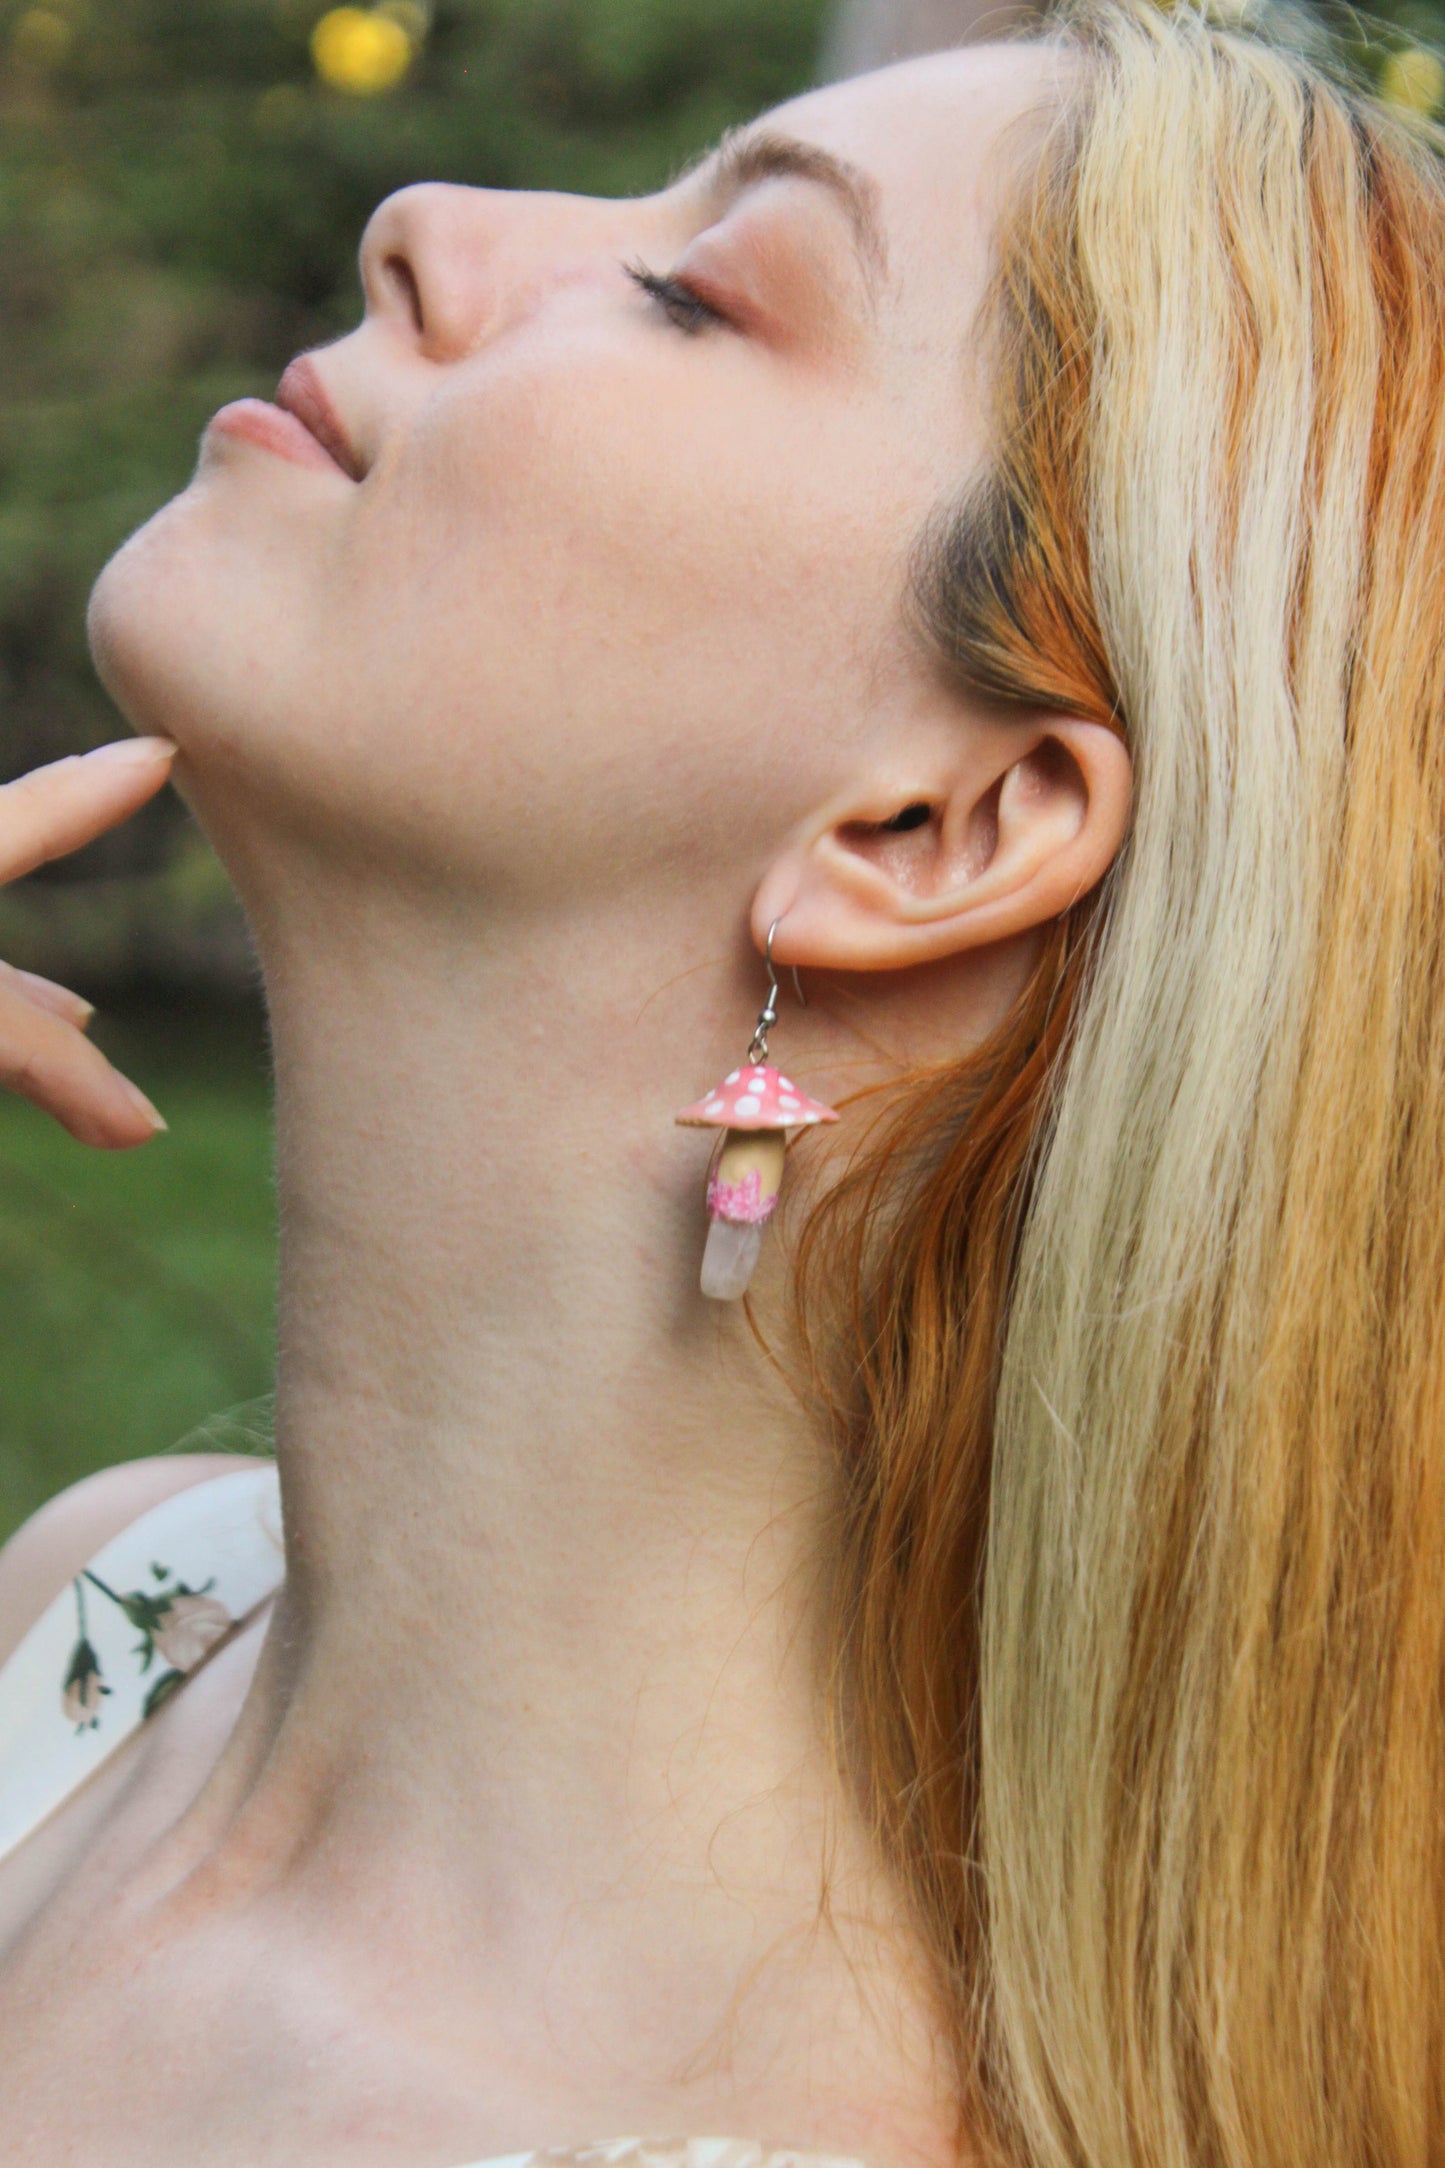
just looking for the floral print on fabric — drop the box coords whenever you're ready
[0,1464,284,1877]
[60,1560,233,1734]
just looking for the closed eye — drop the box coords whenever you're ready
[622,259,728,335]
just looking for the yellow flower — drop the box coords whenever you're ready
[1380,46,1444,117]
[311,6,412,97]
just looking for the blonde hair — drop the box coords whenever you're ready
[796,6,1445,2161]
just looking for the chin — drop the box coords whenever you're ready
[86,485,317,891]
[88,491,222,748]
[85,474,429,889]
[89,476,306,768]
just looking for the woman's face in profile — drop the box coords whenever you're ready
[89,46,1053,906]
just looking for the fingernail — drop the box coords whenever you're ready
[85,737,177,769]
[118,1075,168,1133]
[12,969,94,1028]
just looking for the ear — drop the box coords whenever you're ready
[752,716,1131,971]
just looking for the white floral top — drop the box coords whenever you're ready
[0,1462,285,1862]
[0,1466,866,2168]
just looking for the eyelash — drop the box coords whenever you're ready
[622,258,728,336]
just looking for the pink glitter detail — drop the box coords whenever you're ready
[707,1168,779,1226]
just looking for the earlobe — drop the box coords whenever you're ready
[754,717,1131,974]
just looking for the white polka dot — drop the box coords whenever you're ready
[779,1095,799,1110]
[775,1074,793,1091]
[734,1094,761,1117]
[705,1100,726,1117]
[725,1070,740,1085]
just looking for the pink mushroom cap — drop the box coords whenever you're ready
[675,1062,840,1132]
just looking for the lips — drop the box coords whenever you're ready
[275,355,363,480]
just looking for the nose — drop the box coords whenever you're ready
[359,183,493,359]
[357,180,624,363]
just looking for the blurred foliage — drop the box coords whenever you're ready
[0,1002,276,1541]
[0,0,830,908]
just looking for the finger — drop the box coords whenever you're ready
[0,960,95,1031]
[0,738,176,887]
[0,981,166,1148]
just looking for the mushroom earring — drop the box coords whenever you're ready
[675,919,839,1301]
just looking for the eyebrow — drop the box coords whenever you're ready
[673,125,890,308]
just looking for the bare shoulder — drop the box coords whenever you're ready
[0,1455,263,1670]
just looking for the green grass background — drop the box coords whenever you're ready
[0,998,277,1545]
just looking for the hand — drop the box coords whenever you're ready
[0,738,178,1149]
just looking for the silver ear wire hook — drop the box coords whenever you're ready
[747,917,805,1064]
[768,916,807,1009]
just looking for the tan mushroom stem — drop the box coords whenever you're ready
[714,1127,787,1207]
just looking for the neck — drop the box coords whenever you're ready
[140,860,957,2162]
